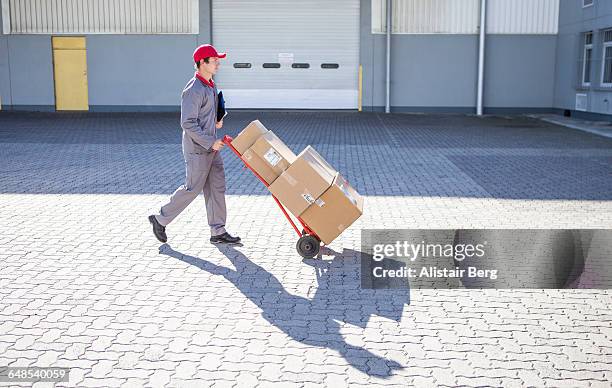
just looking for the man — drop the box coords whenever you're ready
[148,44,241,245]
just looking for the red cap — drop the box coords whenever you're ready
[193,44,226,63]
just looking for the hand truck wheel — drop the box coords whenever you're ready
[296,234,321,259]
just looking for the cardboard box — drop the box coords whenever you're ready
[268,146,337,217]
[300,173,364,245]
[231,120,269,155]
[242,131,297,185]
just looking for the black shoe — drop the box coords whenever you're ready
[210,232,241,244]
[148,215,167,243]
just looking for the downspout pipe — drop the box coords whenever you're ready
[477,0,486,115]
[385,0,392,113]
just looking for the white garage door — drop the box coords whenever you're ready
[212,0,360,109]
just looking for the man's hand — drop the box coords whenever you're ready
[212,139,225,151]
[216,119,223,129]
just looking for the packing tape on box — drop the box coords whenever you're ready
[284,172,297,187]
[339,182,357,206]
[315,198,325,207]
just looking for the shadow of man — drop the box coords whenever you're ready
[159,243,409,378]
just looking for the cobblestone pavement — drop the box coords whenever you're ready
[1,111,611,387]
[528,113,612,139]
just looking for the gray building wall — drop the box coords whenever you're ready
[484,35,557,111]
[2,36,59,110]
[359,0,557,113]
[86,35,197,111]
[554,0,612,119]
[0,0,213,111]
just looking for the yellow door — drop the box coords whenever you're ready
[52,37,89,111]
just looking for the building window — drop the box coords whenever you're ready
[582,32,593,86]
[601,29,612,86]
[371,0,559,35]
[583,0,594,8]
[1,0,199,34]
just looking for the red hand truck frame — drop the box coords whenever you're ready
[222,135,323,258]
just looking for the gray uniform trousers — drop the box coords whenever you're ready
[155,149,227,236]
[154,74,227,236]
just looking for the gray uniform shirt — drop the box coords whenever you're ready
[180,75,218,155]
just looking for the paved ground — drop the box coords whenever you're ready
[0,111,611,387]
[528,113,612,140]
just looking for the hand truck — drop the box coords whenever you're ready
[222,135,323,258]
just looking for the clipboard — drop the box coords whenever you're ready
[217,90,228,121]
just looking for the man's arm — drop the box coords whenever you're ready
[180,88,216,150]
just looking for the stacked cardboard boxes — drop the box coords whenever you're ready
[269,146,336,216]
[230,119,269,155]
[231,120,363,245]
[242,131,297,185]
[299,173,363,244]
[230,120,297,185]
